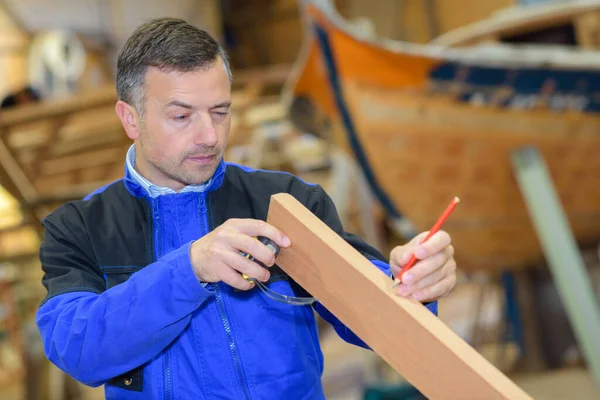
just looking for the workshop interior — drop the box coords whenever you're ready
[1,0,599,399]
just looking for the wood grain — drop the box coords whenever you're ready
[431,2,600,47]
[266,193,533,399]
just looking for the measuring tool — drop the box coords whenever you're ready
[240,236,316,306]
[241,236,281,279]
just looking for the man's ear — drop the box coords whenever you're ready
[115,100,141,140]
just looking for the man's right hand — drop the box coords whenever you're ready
[190,219,291,290]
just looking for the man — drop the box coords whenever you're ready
[36,18,457,399]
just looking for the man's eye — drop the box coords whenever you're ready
[174,115,189,121]
[213,111,228,117]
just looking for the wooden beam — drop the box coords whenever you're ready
[0,86,116,129]
[0,250,37,264]
[231,83,265,110]
[39,145,128,176]
[431,2,600,46]
[0,72,284,132]
[28,185,106,207]
[266,193,532,400]
[0,156,26,201]
[58,114,121,143]
[0,224,39,262]
[33,116,69,177]
[0,61,287,133]
[0,0,31,37]
[33,170,115,195]
[233,63,292,87]
[0,220,25,234]
[48,132,126,158]
[0,136,37,202]
[0,134,43,235]
[574,11,600,48]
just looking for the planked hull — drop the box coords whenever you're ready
[431,0,600,47]
[285,0,600,271]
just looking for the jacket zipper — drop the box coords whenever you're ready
[152,199,173,400]
[214,287,251,400]
[201,193,251,400]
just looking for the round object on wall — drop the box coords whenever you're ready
[28,29,87,99]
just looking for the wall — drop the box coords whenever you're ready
[222,0,304,68]
[0,6,28,100]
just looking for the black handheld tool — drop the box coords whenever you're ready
[240,236,316,306]
[241,236,280,279]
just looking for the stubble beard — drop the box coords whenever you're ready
[154,148,223,187]
[139,133,223,188]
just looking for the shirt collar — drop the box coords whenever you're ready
[125,144,214,198]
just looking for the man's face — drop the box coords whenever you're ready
[133,59,231,189]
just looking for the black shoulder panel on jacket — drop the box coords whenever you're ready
[210,165,316,227]
[39,181,152,303]
[213,164,387,263]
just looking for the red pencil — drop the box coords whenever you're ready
[393,196,460,287]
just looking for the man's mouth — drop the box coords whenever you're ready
[188,154,216,165]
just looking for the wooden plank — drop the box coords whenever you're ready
[0,278,25,391]
[27,181,108,207]
[431,2,600,46]
[233,63,292,87]
[32,116,69,177]
[574,11,600,48]
[0,68,286,131]
[0,225,39,262]
[48,132,126,158]
[58,107,120,141]
[0,134,43,235]
[6,123,54,150]
[266,193,533,400]
[33,172,115,195]
[0,86,116,128]
[0,220,26,234]
[39,145,127,176]
[0,136,36,202]
[434,0,514,35]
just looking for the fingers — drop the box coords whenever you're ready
[389,230,450,269]
[192,218,289,289]
[413,231,452,260]
[229,219,291,248]
[408,273,456,302]
[219,264,257,291]
[401,246,454,285]
[223,251,270,283]
[397,261,446,295]
[390,231,428,267]
[230,233,277,267]
[395,255,457,301]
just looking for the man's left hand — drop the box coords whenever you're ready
[389,231,456,302]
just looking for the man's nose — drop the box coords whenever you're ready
[194,115,218,147]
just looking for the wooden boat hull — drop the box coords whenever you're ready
[431,0,600,48]
[285,1,600,272]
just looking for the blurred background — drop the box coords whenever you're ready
[1,0,600,399]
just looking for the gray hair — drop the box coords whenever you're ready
[116,17,232,116]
